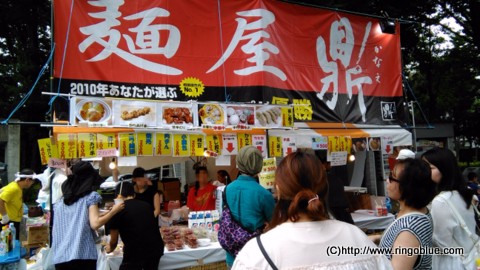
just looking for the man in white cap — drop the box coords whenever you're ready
[396,149,416,160]
[223,145,275,268]
[0,168,38,238]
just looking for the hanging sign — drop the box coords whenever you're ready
[189,134,205,157]
[77,133,97,158]
[222,134,238,156]
[282,137,296,156]
[252,135,267,157]
[331,151,348,166]
[312,136,328,150]
[57,134,78,159]
[97,133,117,149]
[136,132,154,156]
[268,136,282,157]
[173,134,190,157]
[37,138,58,165]
[259,157,276,189]
[237,133,251,151]
[206,135,222,156]
[118,133,137,157]
[381,136,394,155]
[155,133,172,156]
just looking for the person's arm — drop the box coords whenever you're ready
[89,202,124,230]
[390,231,420,270]
[153,192,161,218]
[368,234,382,245]
[105,229,119,253]
[0,199,8,224]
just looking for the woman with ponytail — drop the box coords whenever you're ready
[233,150,391,270]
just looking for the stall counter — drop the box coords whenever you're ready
[101,241,226,270]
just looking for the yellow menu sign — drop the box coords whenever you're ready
[57,134,78,159]
[268,136,282,157]
[173,134,189,157]
[97,133,117,150]
[118,133,137,157]
[137,132,154,156]
[281,107,294,127]
[155,133,172,156]
[78,133,97,158]
[37,138,58,165]
[237,133,251,150]
[206,135,222,155]
[189,134,205,157]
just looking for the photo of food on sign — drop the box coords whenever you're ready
[255,105,282,128]
[225,105,255,126]
[75,98,112,123]
[111,100,156,127]
[352,138,367,152]
[198,104,225,125]
[368,137,381,151]
[162,106,194,126]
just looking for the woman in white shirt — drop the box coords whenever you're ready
[232,151,392,270]
[422,147,476,269]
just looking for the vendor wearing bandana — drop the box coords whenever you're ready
[0,168,38,238]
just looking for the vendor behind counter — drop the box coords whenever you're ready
[186,166,216,211]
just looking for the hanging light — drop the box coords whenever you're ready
[348,154,356,162]
[109,158,117,170]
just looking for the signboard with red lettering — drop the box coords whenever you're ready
[137,132,154,156]
[155,133,172,156]
[222,134,238,156]
[54,0,404,125]
[252,135,267,157]
[37,138,58,165]
[118,133,137,157]
[282,137,296,156]
[77,133,97,158]
[57,134,78,159]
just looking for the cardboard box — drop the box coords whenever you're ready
[27,226,49,245]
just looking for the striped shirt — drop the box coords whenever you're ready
[379,212,433,270]
[52,192,102,264]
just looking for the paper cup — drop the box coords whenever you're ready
[114,198,124,205]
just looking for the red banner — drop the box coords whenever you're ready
[54,0,404,124]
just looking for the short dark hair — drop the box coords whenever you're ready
[19,168,35,181]
[115,181,134,198]
[468,172,478,181]
[397,158,436,209]
[195,166,208,175]
[132,167,146,178]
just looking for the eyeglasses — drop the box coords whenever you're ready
[387,174,400,183]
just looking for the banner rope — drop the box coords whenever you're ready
[46,0,76,115]
[0,47,55,125]
[216,0,231,102]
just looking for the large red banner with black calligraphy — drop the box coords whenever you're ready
[54,0,404,125]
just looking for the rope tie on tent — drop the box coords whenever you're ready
[47,0,76,115]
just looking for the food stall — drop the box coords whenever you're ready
[38,0,412,267]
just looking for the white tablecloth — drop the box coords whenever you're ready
[101,242,226,270]
[351,209,395,230]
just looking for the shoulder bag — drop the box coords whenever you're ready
[218,185,262,257]
[256,235,279,270]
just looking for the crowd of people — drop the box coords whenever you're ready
[5,145,478,270]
